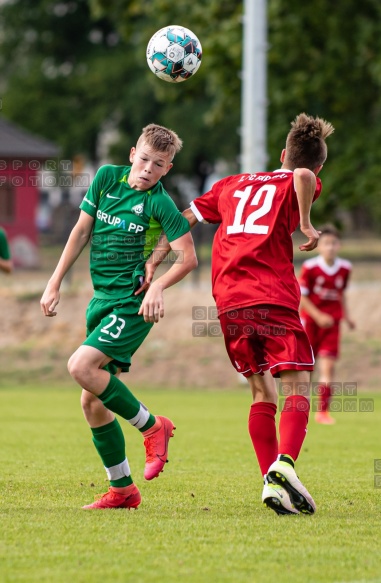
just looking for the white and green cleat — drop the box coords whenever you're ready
[267,459,316,515]
[262,481,299,516]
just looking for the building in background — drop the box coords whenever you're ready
[0,117,59,267]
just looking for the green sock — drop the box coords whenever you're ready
[98,374,156,432]
[91,419,132,487]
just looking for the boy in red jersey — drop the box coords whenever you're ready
[299,225,355,425]
[139,113,334,515]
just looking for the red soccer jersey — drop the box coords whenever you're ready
[190,170,322,315]
[299,255,352,322]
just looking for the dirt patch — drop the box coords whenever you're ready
[1,265,380,389]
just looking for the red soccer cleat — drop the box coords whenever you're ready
[143,416,176,480]
[315,411,336,425]
[82,485,141,510]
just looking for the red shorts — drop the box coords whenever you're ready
[302,317,340,359]
[219,305,314,377]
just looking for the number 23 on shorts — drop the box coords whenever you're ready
[100,314,126,339]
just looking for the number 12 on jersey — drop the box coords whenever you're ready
[227,184,276,235]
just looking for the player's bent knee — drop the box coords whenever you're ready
[81,390,98,414]
[80,390,113,426]
[67,352,88,383]
[67,353,78,378]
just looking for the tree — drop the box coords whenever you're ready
[0,0,141,161]
[92,0,381,228]
[2,0,381,227]
[267,0,381,229]
[89,0,243,182]
[0,0,242,184]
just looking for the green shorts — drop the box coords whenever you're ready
[83,296,153,373]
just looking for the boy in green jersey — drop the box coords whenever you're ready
[40,124,197,509]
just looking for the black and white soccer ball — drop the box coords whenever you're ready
[146,25,202,83]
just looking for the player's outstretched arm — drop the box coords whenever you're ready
[40,211,94,317]
[342,292,355,329]
[135,207,199,295]
[138,230,197,323]
[300,295,334,328]
[294,168,320,251]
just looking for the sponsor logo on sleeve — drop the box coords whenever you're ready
[83,196,96,208]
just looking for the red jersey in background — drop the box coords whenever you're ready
[299,256,352,322]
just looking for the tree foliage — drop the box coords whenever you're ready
[0,0,242,185]
[1,0,381,227]
[267,0,381,228]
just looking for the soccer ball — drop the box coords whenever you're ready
[146,25,202,83]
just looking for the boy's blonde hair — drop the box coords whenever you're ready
[285,113,334,170]
[137,123,183,160]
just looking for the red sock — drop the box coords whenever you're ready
[279,395,310,461]
[318,383,331,412]
[248,402,278,476]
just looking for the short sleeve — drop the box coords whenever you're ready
[299,263,312,296]
[152,193,190,243]
[0,229,11,260]
[343,263,352,289]
[313,177,322,202]
[190,179,225,224]
[80,165,112,217]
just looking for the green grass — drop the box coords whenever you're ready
[1,386,381,583]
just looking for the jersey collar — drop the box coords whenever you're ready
[317,255,341,276]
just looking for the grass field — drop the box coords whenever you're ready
[1,385,380,583]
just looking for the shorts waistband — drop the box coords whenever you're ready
[93,290,132,300]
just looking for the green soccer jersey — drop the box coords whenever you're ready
[80,164,190,300]
[0,228,11,260]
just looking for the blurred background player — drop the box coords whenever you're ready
[139,113,334,516]
[0,226,12,274]
[299,224,355,425]
[40,124,197,510]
